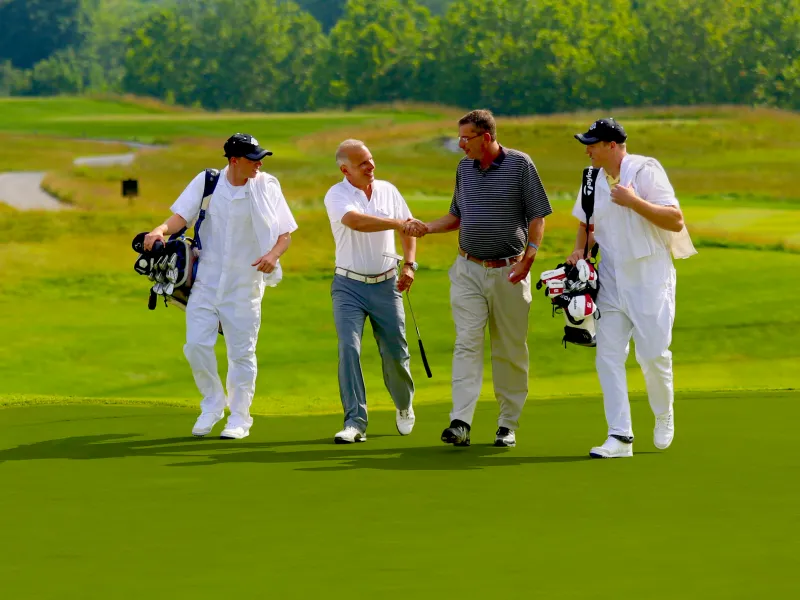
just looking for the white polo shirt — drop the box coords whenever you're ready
[324,177,413,275]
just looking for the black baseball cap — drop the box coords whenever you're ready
[223,133,272,160]
[574,118,627,144]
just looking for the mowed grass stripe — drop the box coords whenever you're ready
[0,392,797,598]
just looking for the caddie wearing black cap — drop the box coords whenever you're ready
[143,133,298,439]
[566,118,697,459]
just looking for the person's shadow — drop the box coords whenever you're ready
[0,433,599,472]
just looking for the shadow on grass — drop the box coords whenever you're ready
[0,433,607,471]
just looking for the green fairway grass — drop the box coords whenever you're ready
[1,392,797,599]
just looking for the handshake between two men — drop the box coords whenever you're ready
[400,218,428,238]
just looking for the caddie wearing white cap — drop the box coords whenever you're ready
[568,118,697,458]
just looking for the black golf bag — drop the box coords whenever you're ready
[132,168,219,311]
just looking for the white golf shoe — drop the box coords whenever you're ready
[192,411,225,437]
[654,408,675,449]
[334,426,366,444]
[396,408,415,435]
[494,427,516,447]
[220,425,250,440]
[589,436,633,459]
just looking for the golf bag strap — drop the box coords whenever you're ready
[581,167,600,260]
[169,168,220,250]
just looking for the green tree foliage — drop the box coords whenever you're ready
[3,0,800,114]
[0,0,86,69]
[123,0,327,111]
[325,0,437,108]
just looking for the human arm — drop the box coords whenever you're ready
[340,211,408,233]
[424,213,460,234]
[144,213,188,251]
[507,216,545,284]
[145,172,206,250]
[252,232,292,273]
[566,223,595,265]
[410,167,463,236]
[397,232,417,292]
[507,156,552,283]
[610,184,684,232]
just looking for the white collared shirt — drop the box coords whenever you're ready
[324,177,412,275]
[171,167,297,299]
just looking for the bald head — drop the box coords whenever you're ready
[336,139,375,190]
[335,139,367,167]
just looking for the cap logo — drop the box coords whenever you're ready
[250,137,259,146]
[589,123,597,130]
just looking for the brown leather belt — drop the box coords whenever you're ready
[458,247,524,269]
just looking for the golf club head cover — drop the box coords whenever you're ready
[537,266,566,290]
[575,259,598,284]
[563,314,597,347]
[564,293,597,325]
[546,278,566,299]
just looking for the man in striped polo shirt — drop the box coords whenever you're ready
[409,109,552,447]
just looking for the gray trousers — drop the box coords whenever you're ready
[331,274,414,433]
[449,255,532,430]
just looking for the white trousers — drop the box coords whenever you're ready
[183,279,264,430]
[596,255,676,438]
[449,255,532,430]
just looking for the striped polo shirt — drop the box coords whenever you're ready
[449,147,552,260]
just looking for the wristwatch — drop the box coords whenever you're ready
[404,261,419,271]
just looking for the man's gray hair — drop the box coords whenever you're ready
[335,139,366,167]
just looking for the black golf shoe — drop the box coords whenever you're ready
[441,420,471,446]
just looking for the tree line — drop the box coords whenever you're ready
[1,0,798,114]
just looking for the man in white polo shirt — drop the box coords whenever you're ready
[324,139,421,444]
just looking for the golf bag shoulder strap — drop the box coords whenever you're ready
[169,168,220,250]
[581,167,600,260]
[192,169,219,251]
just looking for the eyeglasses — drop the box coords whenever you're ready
[458,133,483,144]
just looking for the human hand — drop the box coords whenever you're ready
[565,249,585,266]
[610,183,637,207]
[144,229,166,251]
[252,251,278,273]
[507,257,533,285]
[397,264,415,292]
[402,218,428,238]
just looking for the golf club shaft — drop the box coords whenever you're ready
[405,290,432,378]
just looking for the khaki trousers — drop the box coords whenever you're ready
[449,255,532,430]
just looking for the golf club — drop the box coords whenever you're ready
[384,252,432,378]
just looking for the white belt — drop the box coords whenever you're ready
[335,267,396,284]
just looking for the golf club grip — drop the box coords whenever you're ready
[418,339,432,378]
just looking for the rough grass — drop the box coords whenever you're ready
[1,98,798,409]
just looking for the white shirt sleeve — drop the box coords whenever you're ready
[571,189,592,224]
[170,172,206,224]
[324,185,359,223]
[390,183,413,220]
[637,163,679,207]
[266,177,299,234]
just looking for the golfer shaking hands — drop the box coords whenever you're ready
[324,139,422,444]
[405,109,552,448]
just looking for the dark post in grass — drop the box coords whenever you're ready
[122,179,139,206]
